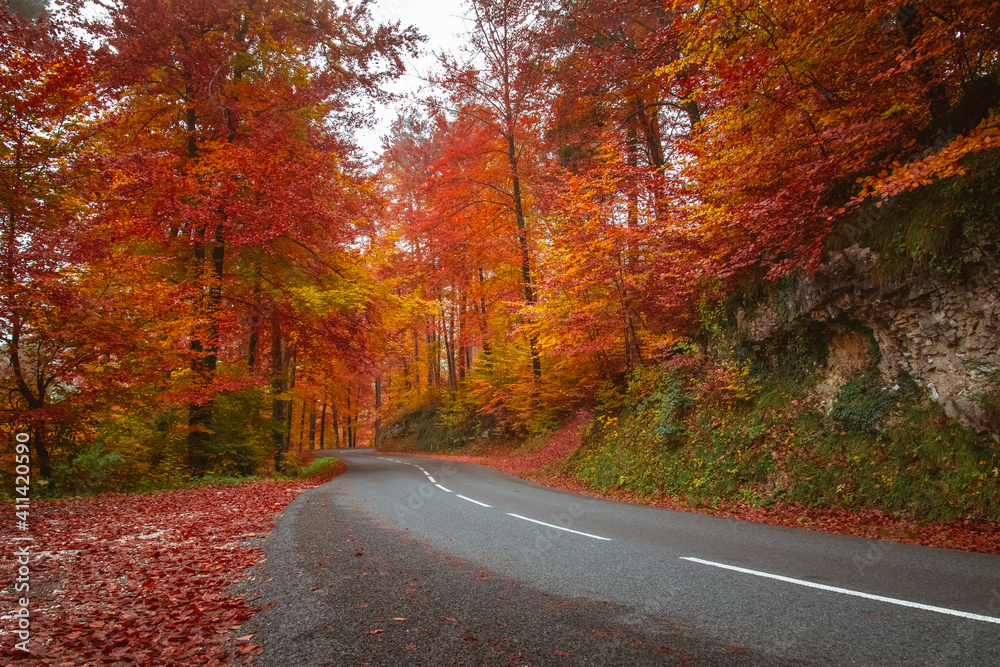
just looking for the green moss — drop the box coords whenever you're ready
[571,356,1000,521]
[841,147,1000,282]
[830,371,897,434]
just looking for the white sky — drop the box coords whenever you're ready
[359,0,470,156]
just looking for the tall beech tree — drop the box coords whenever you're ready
[1,11,98,476]
[434,0,548,382]
[94,0,417,469]
[535,0,705,378]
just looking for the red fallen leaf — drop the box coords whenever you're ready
[656,646,675,653]
[443,617,457,622]
[237,635,254,641]
[367,629,383,635]
[463,636,478,641]
[405,643,418,650]
[553,650,570,657]
[393,617,406,621]
[89,621,106,628]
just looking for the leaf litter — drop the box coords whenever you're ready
[0,462,345,666]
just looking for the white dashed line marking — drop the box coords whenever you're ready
[434,483,452,493]
[681,557,1000,625]
[506,513,610,541]
[456,495,491,507]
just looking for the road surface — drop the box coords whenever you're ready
[243,448,1000,665]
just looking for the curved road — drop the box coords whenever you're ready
[244,448,1000,665]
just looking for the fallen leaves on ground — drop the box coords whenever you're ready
[0,462,345,666]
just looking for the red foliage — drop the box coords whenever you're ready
[0,471,343,666]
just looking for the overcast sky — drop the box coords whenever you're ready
[359,0,470,156]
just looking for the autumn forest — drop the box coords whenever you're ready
[3,0,1000,517]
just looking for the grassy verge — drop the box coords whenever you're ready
[3,452,345,503]
[571,361,1000,523]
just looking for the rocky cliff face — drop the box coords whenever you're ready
[738,245,1000,429]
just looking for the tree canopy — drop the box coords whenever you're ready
[2,0,997,488]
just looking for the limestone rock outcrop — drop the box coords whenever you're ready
[739,245,1000,429]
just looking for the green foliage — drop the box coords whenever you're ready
[825,322,910,435]
[830,371,904,434]
[968,358,1000,434]
[750,316,830,386]
[571,356,1000,521]
[297,457,340,477]
[438,387,494,448]
[203,387,275,477]
[41,385,278,496]
[281,455,342,480]
[855,147,1000,281]
[377,404,452,452]
[951,148,1000,242]
[595,379,626,420]
[697,281,727,341]
[629,365,690,446]
[52,441,124,495]
[147,450,191,490]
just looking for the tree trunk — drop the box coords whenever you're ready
[285,345,297,451]
[478,267,491,363]
[33,426,52,479]
[413,330,421,392]
[331,402,340,448]
[458,291,468,381]
[444,298,456,387]
[627,120,639,265]
[187,232,210,472]
[247,278,261,371]
[345,383,353,448]
[355,383,362,448]
[270,310,286,471]
[374,376,382,449]
[320,400,327,448]
[505,129,541,381]
[309,400,317,449]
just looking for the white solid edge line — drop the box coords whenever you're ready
[456,494,491,508]
[681,557,1000,625]
[435,483,452,493]
[507,513,611,541]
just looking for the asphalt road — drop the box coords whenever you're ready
[243,448,1000,665]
